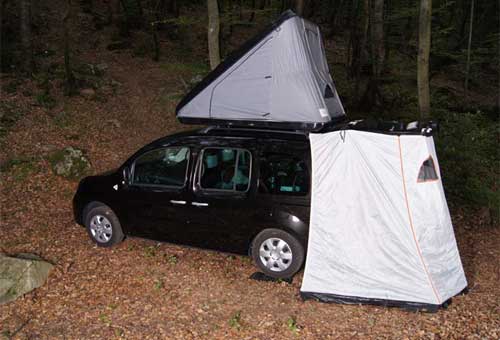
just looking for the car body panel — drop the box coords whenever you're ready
[73,128,312,254]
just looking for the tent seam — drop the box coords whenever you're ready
[397,136,442,304]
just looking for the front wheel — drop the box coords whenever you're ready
[84,204,124,247]
[251,229,305,279]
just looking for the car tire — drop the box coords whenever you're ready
[84,204,124,247]
[251,228,304,279]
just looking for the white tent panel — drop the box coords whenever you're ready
[212,38,273,119]
[400,136,467,303]
[176,11,345,126]
[301,130,467,307]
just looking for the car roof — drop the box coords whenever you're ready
[148,126,309,148]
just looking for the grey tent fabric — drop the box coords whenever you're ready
[176,11,345,127]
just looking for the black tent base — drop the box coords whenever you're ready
[178,116,330,132]
[300,291,454,313]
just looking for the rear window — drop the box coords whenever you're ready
[258,152,309,196]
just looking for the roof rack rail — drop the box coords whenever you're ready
[200,125,309,135]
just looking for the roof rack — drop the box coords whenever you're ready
[199,125,309,135]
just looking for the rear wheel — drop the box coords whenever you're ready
[251,229,304,279]
[84,204,124,247]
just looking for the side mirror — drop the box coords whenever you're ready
[122,166,131,185]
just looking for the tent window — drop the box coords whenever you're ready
[324,85,334,98]
[417,157,438,182]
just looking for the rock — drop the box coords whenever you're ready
[95,63,108,74]
[40,144,57,154]
[190,74,204,85]
[80,88,96,98]
[110,79,122,87]
[49,147,91,180]
[0,253,53,304]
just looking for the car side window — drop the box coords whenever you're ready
[258,152,309,195]
[132,146,190,187]
[198,148,251,192]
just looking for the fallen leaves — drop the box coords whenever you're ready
[1,29,499,340]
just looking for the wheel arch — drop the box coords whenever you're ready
[81,200,108,225]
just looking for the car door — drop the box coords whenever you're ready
[185,140,258,253]
[254,139,311,234]
[121,145,192,242]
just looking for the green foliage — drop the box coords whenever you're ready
[113,328,124,337]
[286,316,299,334]
[159,61,209,76]
[53,111,72,128]
[144,245,159,258]
[433,109,499,212]
[35,92,56,110]
[154,279,164,290]
[0,102,25,138]
[151,16,198,28]
[228,310,242,330]
[164,254,178,264]
[1,329,11,339]
[2,79,21,94]
[33,72,57,109]
[98,312,111,326]
[0,157,39,181]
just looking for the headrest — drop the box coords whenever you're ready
[206,154,218,168]
[222,149,235,162]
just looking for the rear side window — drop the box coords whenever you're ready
[417,156,439,182]
[198,148,251,192]
[133,147,189,187]
[259,152,309,195]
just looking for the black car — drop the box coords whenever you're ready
[73,126,311,278]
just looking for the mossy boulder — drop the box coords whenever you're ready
[49,147,91,180]
[0,254,53,305]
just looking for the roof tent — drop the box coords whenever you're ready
[176,10,345,130]
[301,130,467,311]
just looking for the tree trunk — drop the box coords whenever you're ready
[151,23,160,61]
[120,0,143,29]
[307,0,317,17]
[295,0,304,16]
[20,0,33,75]
[350,0,369,100]
[417,0,432,118]
[207,0,221,70]
[168,0,179,18]
[371,0,385,83]
[464,0,474,99]
[80,0,93,13]
[249,0,256,22]
[360,0,385,111]
[63,0,77,95]
[328,0,345,37]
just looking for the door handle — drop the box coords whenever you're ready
[170,200,187,205]
[192,202,209,207]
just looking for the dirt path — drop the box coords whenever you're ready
[1,50,499,339]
